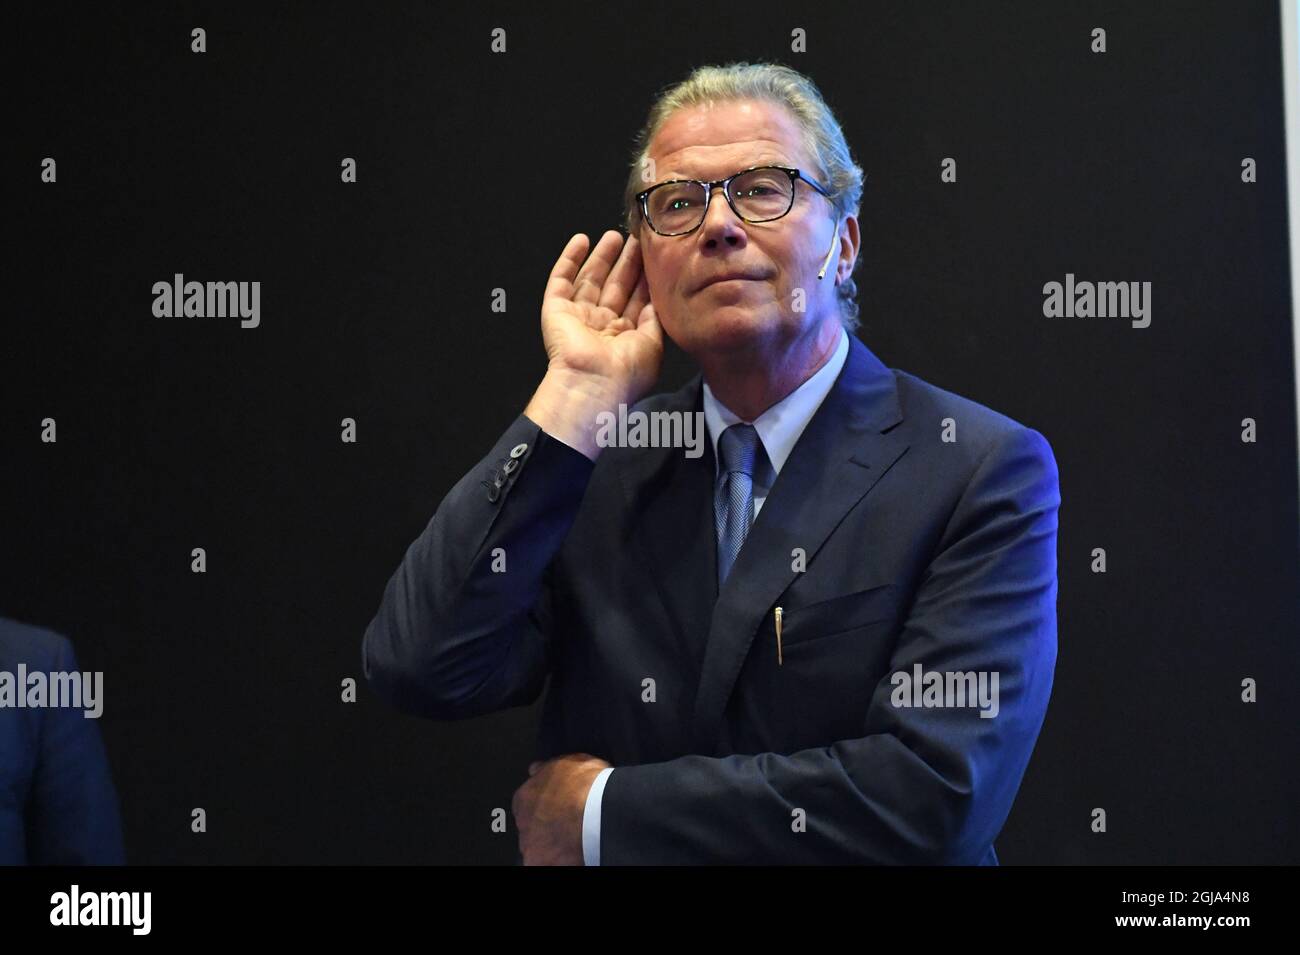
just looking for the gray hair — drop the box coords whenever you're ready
[622,61,866,331]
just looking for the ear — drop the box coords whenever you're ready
[839,214,861,281]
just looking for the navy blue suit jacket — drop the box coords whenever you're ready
[0,618,125,865]
[363,334,1060,864]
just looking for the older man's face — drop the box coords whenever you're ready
[638,98,847,359]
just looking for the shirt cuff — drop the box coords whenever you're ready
[582,767,614,866]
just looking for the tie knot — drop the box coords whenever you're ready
[718,423,761,477]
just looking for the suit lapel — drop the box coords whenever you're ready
[613,381,719,694]
[689,334,907,752]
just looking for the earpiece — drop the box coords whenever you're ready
[816,222,839,281]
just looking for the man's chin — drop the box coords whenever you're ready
[686,306,778,352]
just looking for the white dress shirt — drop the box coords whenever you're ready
[581,325,851,865]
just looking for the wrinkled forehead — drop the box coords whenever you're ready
[647,99,814,180]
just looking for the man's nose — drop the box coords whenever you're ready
[700,186,747,246]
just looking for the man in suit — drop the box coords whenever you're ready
[362,62,1059,864]
[0,616,126,864]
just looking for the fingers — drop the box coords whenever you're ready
[635,300,662,348]
[543,232,592,304]
[570,230,626,307]
[596,232,644,316]
[621,270,649,323]
[545,230,653,339]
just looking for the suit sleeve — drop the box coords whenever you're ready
[26,638,126,865]
[361,412,596,720]
[599,425,1060,864]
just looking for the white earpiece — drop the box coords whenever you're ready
[816,223,839,281]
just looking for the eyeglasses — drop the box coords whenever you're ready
[636,164,832,237]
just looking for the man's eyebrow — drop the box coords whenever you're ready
[665,158,793,180]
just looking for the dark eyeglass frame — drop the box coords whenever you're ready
[635,164,833,236]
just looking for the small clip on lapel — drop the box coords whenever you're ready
[775,606,783,666]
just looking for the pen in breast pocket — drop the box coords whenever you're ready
[774,606,783,666]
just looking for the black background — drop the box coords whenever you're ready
[5,0,1298,864]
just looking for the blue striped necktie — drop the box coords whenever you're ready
[715,423,763,587]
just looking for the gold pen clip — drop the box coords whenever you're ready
[774,606,783,666]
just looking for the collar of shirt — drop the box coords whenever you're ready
[702,325,850,485]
